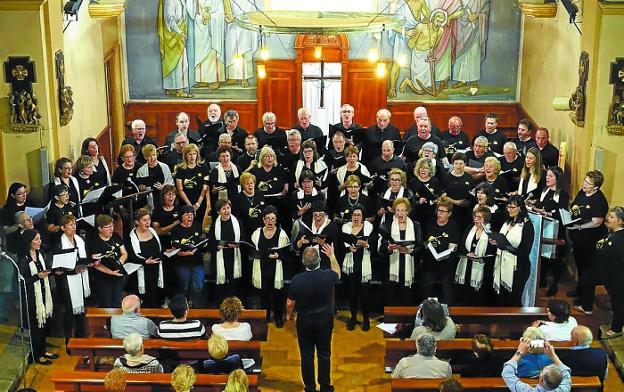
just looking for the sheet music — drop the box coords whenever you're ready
[427,242,453,261]
[25,206,47,224]
[164,248,181,258]
[376,323,398,334]
[52,249,78,269]
[81,186,107,203]
[77,215,96,227]
[123,262,142,275]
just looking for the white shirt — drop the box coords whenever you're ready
[211,322,253,341]
[539,316,578,341]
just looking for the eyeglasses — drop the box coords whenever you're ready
[507,205,519,210]
[437,209,450,213]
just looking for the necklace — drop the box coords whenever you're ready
[347,195,360,207]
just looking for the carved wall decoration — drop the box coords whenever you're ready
[569,51,589,127]
[4,56,43,132]
[55,50,74,126]
[607,57,624,135]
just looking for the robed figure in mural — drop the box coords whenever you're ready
[451,0,490,93]
[158,0,192,97]
[224,0,260,87]
[189,0,226,89]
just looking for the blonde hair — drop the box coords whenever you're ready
[392,197,411,214]
[484,156,501,174]
[387,168,407,186]
[180,143,203,169]
[104,368,127,392]
[414,158,435,177]
[171,364,197,392]
[208,333,229,359]
[141,144,157,158]
[224,369,249,392]
[257,146,278,168]
[240,172,256,186]
[522,326,547,354]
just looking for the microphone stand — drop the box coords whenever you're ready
[0,249,36,392]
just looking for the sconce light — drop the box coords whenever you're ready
[376,62,387,78]
[314,46,322,59]
[257,64,267,79]
[64,0,83,21]
[368,48,379,63]
[260,47,270,61]
[233,54,243,68]
[397,54,407,68]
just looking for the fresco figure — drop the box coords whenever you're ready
[451,0,490,93]
[189,0,225,89]
[399,1,463,95]
[158,0,192,97]
[388,0,421,98]
[224,0,260,87]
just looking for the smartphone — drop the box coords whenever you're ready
[530,339,545,348]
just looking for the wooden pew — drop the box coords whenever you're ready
[384,339,598,370]
[52,371,260,391]
[68,338,262,374]
[85,307,268,340]
[390,376,602,391]
[383,306,595,339]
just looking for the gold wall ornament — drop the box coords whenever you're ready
[4,56,42,132]
[607,57,624,135]
[60,86,74,126]
[569,51,589,127]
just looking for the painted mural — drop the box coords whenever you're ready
[126,0,521,101]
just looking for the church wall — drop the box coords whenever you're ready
[0,9,55,199]
[518,2,582,177]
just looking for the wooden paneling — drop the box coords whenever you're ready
[123,101,258,147]
[257,60,298,128]
[345,60,388,127]
[95,125,113,170]
[387,101,523,140]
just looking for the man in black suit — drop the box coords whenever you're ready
[287,244,340,392]
[120,119,157,165]
[557,325,608,383]
[220,109,247,154]
[362,109,401,165]
[403,106,442,140]
[535,127,560,169]
[295,107,324,139]
[254,111,286,148]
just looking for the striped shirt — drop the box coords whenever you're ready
[157,319,206,340]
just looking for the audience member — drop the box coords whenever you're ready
[197,333,244,374]
[225,369,249,392]
[517,327,553,378]
[171,364,197,392]
[532,300,577,342]
[113,333,163,373]
[212,296,252,341]
[557,326,608,383]
[110,294,157,339]
[439,379,464,392]
[460,334,506,377]
[410,298,456,341]
[391,332,452,379]
[104,368,127,392]
[157,294,206,339]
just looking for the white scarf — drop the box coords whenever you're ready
[215,215,242,284]
[28,252,53,327]
[61,233,90,314]
[518,173,540,196]
[380,186,405,227]
[342,221,373,282]
[336,163,370,185]
[54,176,82,215]
[94,156,111,185]
[136,162,174,210]
[539,188,560,204]
[455,225,490,290]
[389,217,416,287]
[296,187,319,200]
[493,221,524,293]
[216,163,240,198]
[295,160,328,185]
[251,228,289,290]
[129,227,164,294]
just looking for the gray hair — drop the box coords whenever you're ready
[174,132,188,142]
[131,119,145,130]
[610,206,624,222]
[474,136,489,147]
[376,108,391,119]
[224,109,239,120]
[262,112,276,123]
[541,364,563,389]
[123,333,143,356]
[218,133,232,143]
[302,246,321,270]
[422,142,438,154]
[503,141,518,152]
[298,107,310,117]
[15,210,29,225]
[416,333,437,357]
[287,129,301,140]
[417,116,432,126]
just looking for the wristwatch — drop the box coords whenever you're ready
[515,350,523,357]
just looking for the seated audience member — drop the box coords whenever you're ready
[557,326,608,383]
[110,294,157,339]
[212,296,252,341]
[197,333,244,374]
[225,369,249,392]
[439,379,463,392]
[391,332,452,379]
[517,327,553,378]
[460,334,506,377]
[532,300,578,342]
[502,338,571,392]
[104,368,127,392]
[171,364,197,392]
[113,333,163,373]
[410,299,456,341]
[157,294,206,340]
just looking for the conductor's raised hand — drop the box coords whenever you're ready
[321,243,334,258]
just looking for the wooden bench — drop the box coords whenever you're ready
[390,376,602,391]
[383,307,594,339]
[384,339,599,370]
[68,338,262,374]
[85,307,268,340]
[52,371,259,391]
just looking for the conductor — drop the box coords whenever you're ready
[287,244,340,392]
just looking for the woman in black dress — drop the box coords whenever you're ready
[90,214,128,308]
[335,145,371,195]
[208,198,245,304]
[81,137,111,186]
[293,139,328,190]
[233,172,265,238]
[49,157,81,209]
[530,166,569,296]
[290,169,325,223]
[46,184,77,244]
[126,208,163,308]
[152,184,180,302]
[169,205,206,307]
[137,144,174,210]
[454,206,497,306]
[441,152,474,229]
[18,229,58,365]
[73,155,105,219]
[377,168,413,228]
[209,147,241,216]
[516,147,545,201]
[1,182,32,226]
[483,156,510,208]
[473,182,503,231]
[381,197,422,306]
[249,146,289,230]
[491,196,534,306]
[175,143,210,226]
[52,214,90,351]
[341,204,375,331]
[111,144,138,190]
[250,205,290,328]
[335,175,374,225]
[567,170,608,300]
[407,158,442,228]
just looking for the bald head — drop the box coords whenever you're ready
[414,106,428,122]
[381,140,394,159]
[571,325,593,346]
[121,295,141,313]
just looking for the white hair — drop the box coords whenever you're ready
[123,333,143,356]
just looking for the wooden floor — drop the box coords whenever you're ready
[21,308,624,391]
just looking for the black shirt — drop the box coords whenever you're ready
[254,127,286,148]
[499,156,524,190]
[111,165,138,189]
[152,205,179,248]
[170,223,204,266]
[89,233,125,280]
[362,124,401,165]
[403,135,446,163]
[441,131,470,159]
[288,268,339,317]
[511,137,538,156]
[474,130,507,154]
[539,143,560,169]
[369,155,407,176]
[250,166,288,196]
[233,191,266,238]
[423,219,461,265]
[175,164,208,204]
